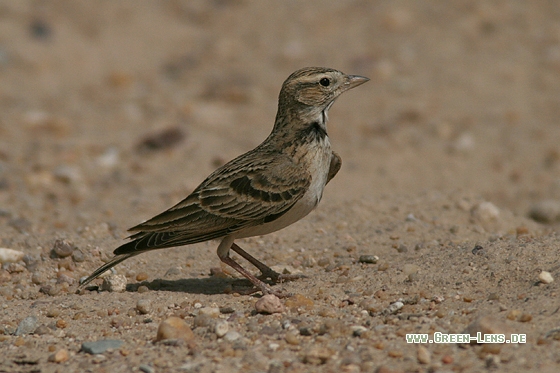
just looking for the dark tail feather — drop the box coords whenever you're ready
[78,252,139,289]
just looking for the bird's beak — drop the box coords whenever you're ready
[343,75,370,91]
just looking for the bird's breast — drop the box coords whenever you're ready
[237,137,331,239]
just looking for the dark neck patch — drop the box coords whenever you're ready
[306,121,327,140]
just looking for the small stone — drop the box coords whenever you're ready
[156,316,195,342]
[382,301,403,315]
[417,345,430,364]
[518,313,532,323]
[223,330,241,342]
[137,285,149,293]
[72,249,85,263]
[31,271,47,285]
[359,299,379,312]
[359,255,378,264]
[442,355,454,364]
[285,294,314,310]
[471,202,500,223]
[285,330,300,345]
[6,263,25,273]
[164,267,182,277]
[101,274,127,292]
[136,272,149,281]
[136,299,151,315]
[48,349,69,363]
[529,200,560,223]
[507,309,521,321]
[81,339,124,354]
[136,127,186,152]
[0,248,25,264]
[388,350,403,358]
[15,316,38,335]
[462,316,512,343]
[351,325,367,337]
[34,325,50,335]
[46,308,60,318]
[255,294,285,314]
[52,239,74,258]
[538,271,554,284]
[215,320,229,337]
[403,264,420,276]
[198,307,220,318]
[0,269,11,283]
[139,364,155,373]
[302,345,334,365]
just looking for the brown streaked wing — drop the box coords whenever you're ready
[126,147,310,238]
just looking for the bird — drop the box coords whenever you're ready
[79,67,369,297]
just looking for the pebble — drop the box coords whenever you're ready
[139,364,155,373]
[285,330,300,345]
[48,349,69,363]
[403,264,420,276]
[136,299,152,315]
[462,316,512,343]
[101,274,127,292]
[471,202,500,223]
[382,301,403,315]
[198,307,220,318]
[302,346,334,365]
[136,127,186,152]
[0,248,25,264]
[156,316,195,342]
[359,255,379,264]
[285,294,314,310]
[223,330,241,342]
[53,165,83,185]
[31,272,47,285]
[255,294,285,314]
[538,271,554,284]
[34,325,50,335]
[6,263,25,273]
[417,345,430,364]
[15,316,38,335]
[136,272,149,281]
[529,200,560,223]
[137,285,149,293]
[72,249,85,262]
[81,339,124,354]
[214,320,229,337]
[52,239,74,258]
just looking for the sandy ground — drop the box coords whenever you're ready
[1,1,560,372]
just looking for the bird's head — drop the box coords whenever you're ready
[276,67,369,128]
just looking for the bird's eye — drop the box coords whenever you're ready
[319,77,330,87]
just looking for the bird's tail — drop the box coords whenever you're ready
[77,252,139,290]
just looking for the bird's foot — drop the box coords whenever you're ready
[258,269,306,284]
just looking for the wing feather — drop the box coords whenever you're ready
[115,147,310,256]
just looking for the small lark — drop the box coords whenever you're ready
[80,67,368,297]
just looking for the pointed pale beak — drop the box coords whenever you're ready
[343,75,370,90]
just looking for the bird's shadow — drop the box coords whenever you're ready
[123,276,257,295]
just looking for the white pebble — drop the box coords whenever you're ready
[215,320,229,338]
[538,271,554,284]
[0,248,25,264]
[198,307,220,318]
[223,330,241,342]
[472,201,500,222]
[101,274,127,292]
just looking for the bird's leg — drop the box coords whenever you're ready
[217,237,291,298]
[230,243,304,283]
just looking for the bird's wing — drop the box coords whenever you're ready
[114,150,310,255]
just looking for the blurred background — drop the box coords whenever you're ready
[1,0,560,234]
